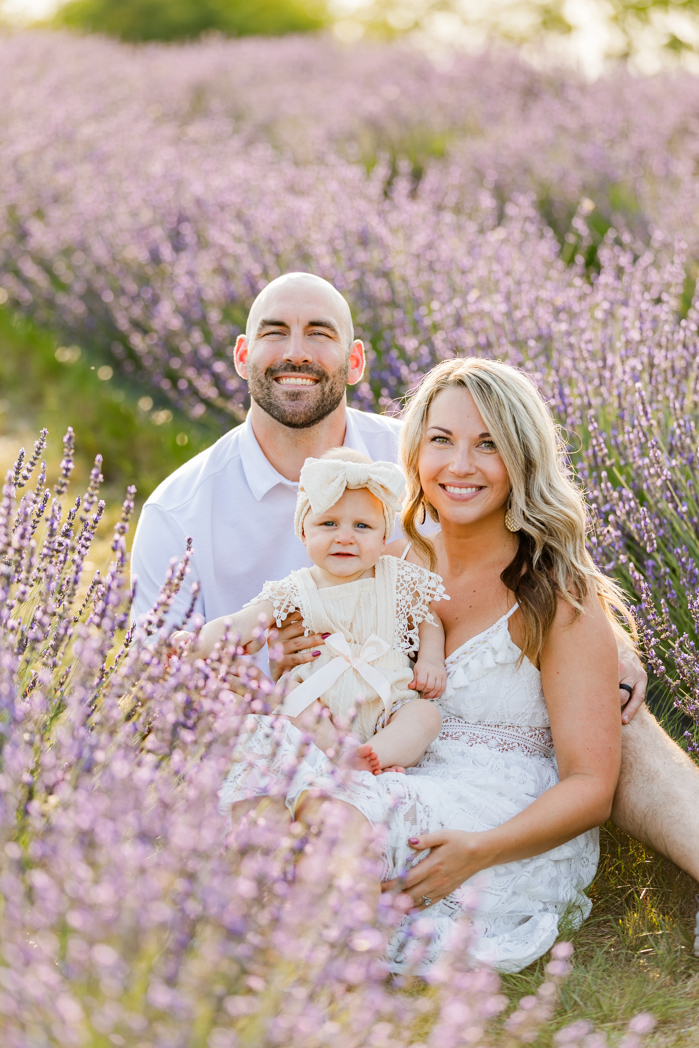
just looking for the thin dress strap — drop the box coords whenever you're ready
[400,542,412,561]
[504,603,519,620]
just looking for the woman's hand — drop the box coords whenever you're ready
[267,611,327,682]
[381,830,488,908]
[617,644,647,724]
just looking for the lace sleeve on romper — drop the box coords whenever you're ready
[243,573,309,631]
[394,558,449,654]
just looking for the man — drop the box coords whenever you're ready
[131,271,699,886]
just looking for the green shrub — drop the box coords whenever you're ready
[54,0,327,42]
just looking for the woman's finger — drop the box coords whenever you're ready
[621,682,645,724]
[408,832,445,851]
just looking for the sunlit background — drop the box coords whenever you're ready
[3,0,699,77]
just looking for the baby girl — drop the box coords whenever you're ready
[172,449,448,774]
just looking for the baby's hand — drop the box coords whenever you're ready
[170,630,194,652]
[410,658,447,699]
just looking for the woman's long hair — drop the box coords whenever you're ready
[400,357,635,664]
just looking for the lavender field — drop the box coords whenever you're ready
[0,29,698,1046]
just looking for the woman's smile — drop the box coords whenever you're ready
[440,483,485,499]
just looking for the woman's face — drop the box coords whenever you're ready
[418,386,511,528]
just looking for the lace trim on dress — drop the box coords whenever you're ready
[394,558,448,654]
[437,716,554,759]
[244,574,307,631]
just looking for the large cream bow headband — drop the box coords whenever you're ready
[294,457,405,540]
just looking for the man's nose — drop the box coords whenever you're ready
[282,328,313,365]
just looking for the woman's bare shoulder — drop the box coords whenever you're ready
[385,538,409,559]
[384,536,436,568]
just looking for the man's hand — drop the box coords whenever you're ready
[618,643,647,724]
[267,611,325,682]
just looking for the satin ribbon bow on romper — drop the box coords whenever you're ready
[279,632,392,719]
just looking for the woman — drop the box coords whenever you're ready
[296,357,627,973]
[223,357,629,973]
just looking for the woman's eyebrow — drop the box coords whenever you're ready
[427,425,492,438]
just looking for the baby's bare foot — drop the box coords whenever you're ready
[342,742,381,775]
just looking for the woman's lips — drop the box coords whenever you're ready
[439,484,484,500]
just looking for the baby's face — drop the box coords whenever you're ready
[302,487,386,580]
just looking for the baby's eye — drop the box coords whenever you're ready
[354,522,371,529]
[320,520,337,527]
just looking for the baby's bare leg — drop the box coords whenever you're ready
[371,699,442,771]
[287,697,342,755]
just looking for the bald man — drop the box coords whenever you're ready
[131,272,402,633]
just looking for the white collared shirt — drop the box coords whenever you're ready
[130,408,403,632]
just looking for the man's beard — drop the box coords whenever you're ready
[247,360,349,429]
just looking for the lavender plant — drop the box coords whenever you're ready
[0,432,660,1045]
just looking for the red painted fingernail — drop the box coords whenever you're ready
[321,633,330,639]
[408,837,419,845]
[312,650,321,657]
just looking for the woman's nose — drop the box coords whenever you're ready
[447,449,477,476]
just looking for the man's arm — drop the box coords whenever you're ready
[130,502,203,629]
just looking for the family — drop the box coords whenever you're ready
[131,272,699,973]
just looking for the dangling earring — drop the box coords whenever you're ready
[420,500,427,525]
[504,499,520,533]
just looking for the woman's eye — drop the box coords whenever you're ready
[430,435,450,444]
[479,440,497,451]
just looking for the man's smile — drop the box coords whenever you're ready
[274,375,320,387]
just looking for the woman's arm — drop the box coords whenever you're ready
[383,592,621,906]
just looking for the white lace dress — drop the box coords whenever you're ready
[311,604,600,973]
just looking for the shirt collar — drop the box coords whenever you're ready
[239,407,371,502]
[239,414,297,501]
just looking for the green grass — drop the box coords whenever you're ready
[0,306,222,499]
[499,826,699,1045]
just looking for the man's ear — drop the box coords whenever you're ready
[346,340,366,385]
[234,333,249,379]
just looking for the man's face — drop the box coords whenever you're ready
[234,283,365,429]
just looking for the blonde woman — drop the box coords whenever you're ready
[297,356,628,973]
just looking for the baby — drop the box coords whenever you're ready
[172,449,448,775]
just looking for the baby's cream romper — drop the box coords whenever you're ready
[246,555,447,742]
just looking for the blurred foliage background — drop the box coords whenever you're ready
[0,0,696,75]
[0,0,698,74]
[53,0,327,41]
